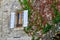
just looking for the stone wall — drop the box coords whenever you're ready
[0,0,56,40]
[0,0,24,40]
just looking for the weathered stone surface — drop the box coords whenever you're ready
[0,0,32,40]
[7,30,32,40]
[0,0,56,40]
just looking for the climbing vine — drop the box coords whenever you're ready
[18,0,60,40]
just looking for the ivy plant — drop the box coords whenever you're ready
[18,0,60,40]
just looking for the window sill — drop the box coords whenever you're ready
[13,27,24,30]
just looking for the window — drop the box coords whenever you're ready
[10,10,28,28]
[16,11,23,28]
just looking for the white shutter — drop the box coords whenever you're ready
[10,12,15,28]
[23,10,28,27]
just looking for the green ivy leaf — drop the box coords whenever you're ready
[24,26,32,33]
[53,15,60,23]
[32,36,35,40]
[51,5,58,15]
[42,24,52,34]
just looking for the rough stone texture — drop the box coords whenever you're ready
[0,0,56,40]
[0,0,32,40]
